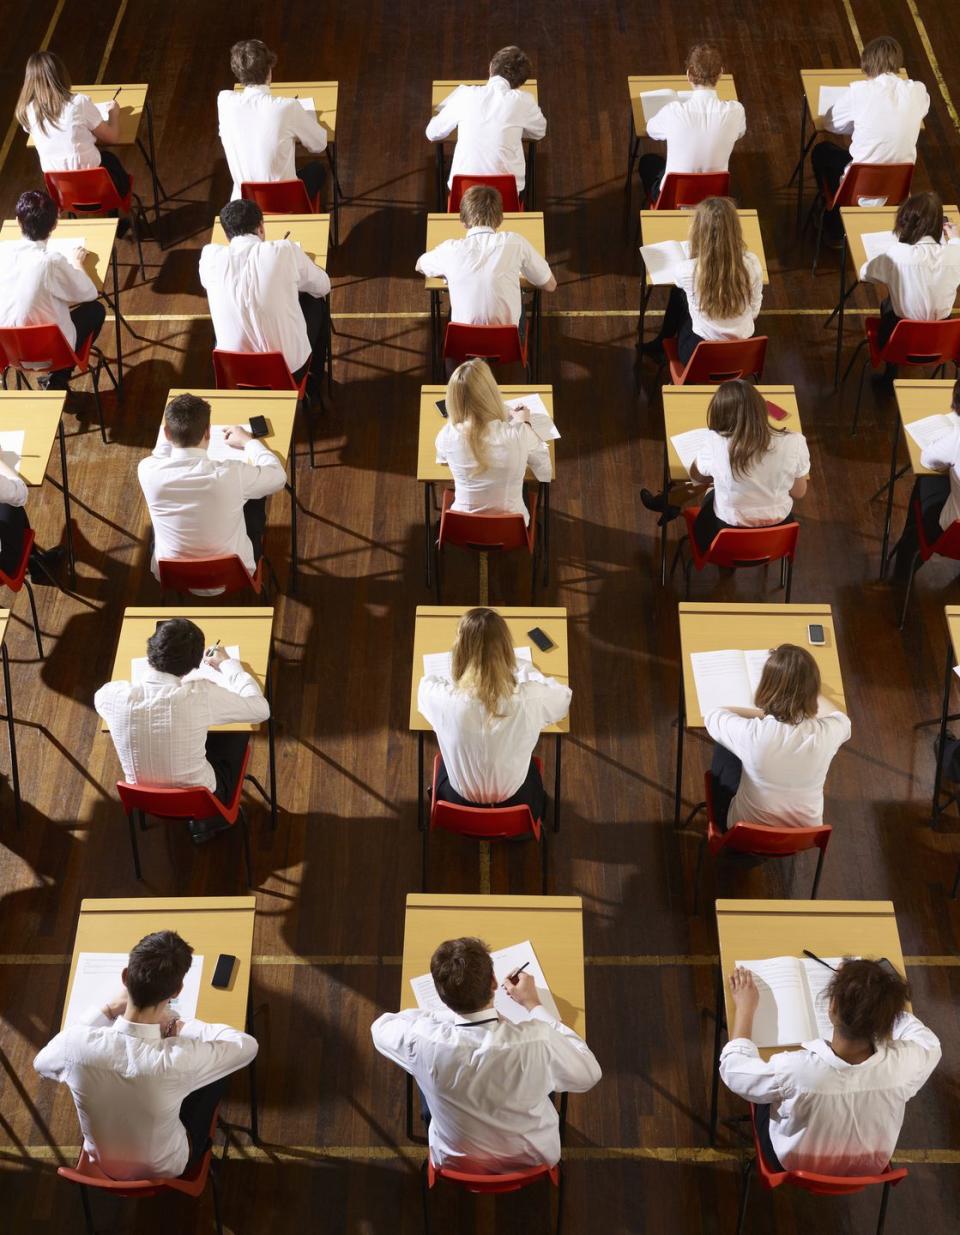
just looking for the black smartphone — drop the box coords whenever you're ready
[435,399,448,418]
[527,626,555,653]
[875,957,900,979]
[808,623,826,646]
[249,415,270,438]
[211,954,237,989]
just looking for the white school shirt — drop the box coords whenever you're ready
[94,659,270,793]
[417,663,571,802]
[138,440,286,581]
[0,237,99,349]
[416,227,553,326]
[23,95,104,171]
[694,428,810,526]
[719,1013,941,1176]
[426,75,547,193]
[918,415,960,529]
[34,1006,258,1180]
[859,236,960,321]
[435,419,552,525]
[646,86,746,179]
[826,74,929,168]
[217,85,329,200]
[199,234,331,374]
[672,252,763,344]
[703,707,851,828]
[371,1005,600,1173]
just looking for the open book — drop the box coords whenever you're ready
[131,645,240,684]
[860,230,897,263]
[640,88,693,126]
[423,645,531,680]
[692,648,837,717]
[64,952,204,1027]
[640,239,690,284]
[410,939,561,1025]
[817,85,848,118]
[736,955,844,1046]
[504,394,560,442]
[905,412,955,451]
[0,429,26,473]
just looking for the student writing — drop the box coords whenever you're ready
[892,377,960,578]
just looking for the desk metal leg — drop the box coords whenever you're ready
[435,144,446,210]
[406,1072,415,1140]
[431,290,441,381]
[673,673,686,827]
[266,655,279,831]
[525,141,536,208]
[793,95,811,233]
[245,986,260,1142]
[879,419,902,579]
[932,641,953,827]
[110,249,124,397]
[637,270,651,349]
[553,734,561,833]
[624,110,639,202]
[1,644,21,827]
[141,100,162,239]
[542,481,550,586]
[708,966,725,1145]
[326,143,341,247]
[534,289,543,381]
[423,482,434,588]
[58,419,77,587]
[659,442,670,586]
[834,235,847,391]
[288,439,298,596]
[418,731,426,833]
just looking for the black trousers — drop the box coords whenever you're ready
[296,161,325,204]
[49,300,107,389]
[892,475,950,579]
[179,1076,228,1172]
[710,742,743,832]
[876,298,901,351]
[753,1103,785,1171]
[810,141,852,227]
[243,496,268,564]
[436,755,547,822]
[0,503,29,576]
[293,292,328,393]
[652,286,703,364]
[638,152,666,202]
[99,148,132,198]
[205,732,250,806]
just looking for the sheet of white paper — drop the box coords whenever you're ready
[817,85,847,117]
[64,952,204,1027]
[423,648,531,680]
[860,230,898,263]
[95,101,113,123]
[504,394,560,442]
[690,649,755,716]
[491,940,561,1024]
[410,972,447,1014]
[669,426,711,474]
[802,956,847,1040]
[296,97,317,115]
[640,239,690,284]
[206,424,253,463]
[905,412,955,451]
[131,646,239,684]
[47,237,86,258]
[744,648,771,695]
[736,956,816,1047]
[640,88,678,125]
[0,429,26,473]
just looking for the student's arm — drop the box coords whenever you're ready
[519,238,556,291]
[531,1010,602,1091]
[718,967,784,1103]
[425,88,464,142]
[645,102,676,144]
[416,243,450,279]
[200,663,271,725]
[732,100,747,141]
[690,438,714,485]
[858,252,891,286]
[416,675,445,727]
[919,423,960,473]
[789,433,811,500]
[824,87,854,136]
[34,1007,109,1078]
[790,477,808,499]
[521,97,547,142]
[288,243,331,300]
[174,1021,259,1087]
[47,252,98,306]
[521,676,573,727]
[288,101,328,155]
[371,1010,420,1071]
[703,707,753,752]
[747,254,763,320]
[0,462,28,508]
[889,1012,942,1094]
[236,438,288,498]
[517,421,552,482]
[84,94,122,145]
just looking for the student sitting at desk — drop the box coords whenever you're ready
[416,185,555,342]
[16,51,131,201]
[892,377,960,579]
[95,618,270,843]
[200,199,331,400]
[426,46,546,197]
[0,456,63,578]
[721,960,940,1176]
[859,192,960,349]
[0,190,105,391]
[35,929,258,1180]
[704,643,851,831]
[218,39,329,202]
[371,936,600,1173]
[638,43,746,203]
[640,197,762,368]
[417,607,570,819]
[138,393,286,593]
[437,358,552,524]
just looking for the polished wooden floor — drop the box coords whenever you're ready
[1,0,960,1231]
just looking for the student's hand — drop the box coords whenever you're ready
[503,971,541,1012]
[944,220,959,241]
[159,1014,183,1038]
[102,992,127,1020]
[729,967,759,1015]
[223,425,252,449]
[508,403,531,424]
[69,246,89,270]
[204,646,228,670]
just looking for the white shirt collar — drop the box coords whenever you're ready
[113,1017,162,1041]
[488,75,511,91]
[168,445,210,460]
[456,1006,500,1025]
[691,85,718,96]
[466,226,497,237]
[228,233,261,249]
[803,1038,882,1070]
[242,83,272,95]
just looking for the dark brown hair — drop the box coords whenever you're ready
[430,937,494,1014]
[16,190,58,241]
[685,43,724,87]
[754,644,820,725]
[220,197,263,239]
[707,379,782,478]
[828,958,910,1041]
[230,39,277,86]
[460,185,503,230]
[489,46,532,90]
[164,392,211,448]
[894,192,943,245]
[146,618,206,677]
[861,35,903,78]
[125,930,194,1007]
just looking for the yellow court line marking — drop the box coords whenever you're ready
[906,0,960,133]
[0,0,68,177]
[95,0,129,84]
[3,953,960,967]
[840,0,864,52]
[109,308,894,325]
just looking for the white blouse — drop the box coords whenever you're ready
[695,428,810,527]
[859,236,960,322]
[24,95,104,172]
[673,251,763,343]
[435,419,552,526]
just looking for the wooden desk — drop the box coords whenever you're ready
[932,607,960,827]
[627,74,738,138]
[63,896,260,1137]
[675,602,846,824]
[0,607,19,826]
[210,213,329,269]
[105,608,277,827]
[165,389,300,586]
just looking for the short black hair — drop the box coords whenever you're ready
[164,392,211,448]
[16,190,58,241]
[125,931,194,1008]
[221,198,263,240]
[146,618,205,677]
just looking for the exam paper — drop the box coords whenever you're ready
[423,646,532,680]
[639,88,692,126]
[410,939,560,1025]
[0,430,26,473]
[817,85,847,118]
[904,412,955,451]
[131,646,240,684]
[690,648,771,716]
[860,230,897,263]
[207,424,253,463]
[64,952,204,1027]
[640,239,690,284]
[47,237,86,259]
[505,394,560,442]
[670,426,711,474]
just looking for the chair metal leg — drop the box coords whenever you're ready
[708,967,725,1145]
[811,846,826,898]
[131,210,146,281]
[210,1157,225,1235]
[784,557,793,604]
[540,828,548,894]
[684,556,693,600]
[1,643,21,827]
[433,537,442,604]
[692,835,707,915]
[239,807,253,889]
[554,1163,565,1235]
[875,1179,892,1235]
[127,810,142,879]
[420,1158,433,1235]
[852,358,870,436]
[811,199,825,276]
[735,1157,753,1235]
[898,552,921,629]
[421,822,429,893]
[78,1184,95,1235]
[23,577,43,658]
[91,365,107,444]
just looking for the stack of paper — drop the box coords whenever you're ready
[640,88,692,126]
[504,394,560,442]
[423,646,532,680]
[817,85,847,117]
[640,239,690,284]
[411,939,561,1025]
[131,645,240,684]
[207,424,253,463]
[64,952,204,1027]
[904,412,954,451]
[0,429,25,473]
[736,955,845,1046]
[860,231,897,263]
[670,426,711,474]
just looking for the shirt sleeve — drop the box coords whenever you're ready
[703,708,752,753]
[521,97,547,141]
[528,1006,602,1092]
[518,237,554,289]
[200,667,270,725]
[747,254,763,319]
[78,94,105,133]
[33,1031,69,1080]
[521,677,572,727]
[859,252,892,285]
[287,100,328,155]
[425,88,464,142]
[793,432,811,479]
[825,87,855,136]
[416,676,443,727]
[289,241,331,299]
[238,439,287,498]
[693,433,715,479]
[174,1021,259,1086]
[719,1039,784,1103]
[371,1010,420,1071]
[46,253,98,306]
[416,242,451,279]
[731,100,747,141]
[889,1012,942,1095]
[435,424,451,465]
[519,422,552,482]
[0,474,28,507]
[645,101,677,143]
[93,681,123,725]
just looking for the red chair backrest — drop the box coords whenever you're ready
[157,555,261,595]
[829,162,914,209]
[44,168,124,215]
[448,174,522,213]
[433,797,540,839]
[443,323,525,367]
[0,528,35,591]
[428,1153,559,1193]
[0,324,78,372]
[702,520,799,569]
[438,508,532,554]
[914,499,960,563]
[212,348,300,392]
[117,779,223,822]
[240,180,317,213]
[654,172,730,210]
[680,337,768,384]
[706,771,831,857]
[882,319,960,367]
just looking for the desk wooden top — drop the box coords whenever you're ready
[0,391,66,486]
[946,606,960,664]
[165,389,297,471]
[678,602,846,728]
[801,68,911,131]
[432,79,538,112]
[63,897,256,1031]
[210,214,329,269]
[411,605,569,732]
[417,384,554,481]
[662,386,802,482]
[0,608,8,648]
[0,217,116,291]
[234,81,338,141]
[104,608,274,733]
[423,213,546,290]
[400,893,586,1036]
[893,380,955,476]
[639,210,768,283]
[25,84,148,148]
[628,75,738,136]
[717,899,904,1057]
[841,205,960,272]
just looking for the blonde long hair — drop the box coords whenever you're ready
[689,197,752,321]
[707,379,785,478]
[452,608,517,718]
[446,359,509,472]
[16,52,73,136]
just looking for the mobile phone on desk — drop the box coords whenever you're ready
[766,401,790,422]
[435,399,448,418]
[528,626,555,653]
[807,623,826,646]
[249,415,270,438]
[211,954,237,989]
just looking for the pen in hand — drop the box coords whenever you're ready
[506,961,530,984]
[282,230,291,240]
[112,87,122,100]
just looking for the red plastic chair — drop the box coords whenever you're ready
[850,318,960,434]
[735,1103,907,1235]
[809,161,914,274]
[0,529,44,657]
[240,179,320,214]
[44,168,146,278]
[687,772,831,911]
[434,487,540,602]
[672,507,799,599]
[651,171,730,210]
[116,742,254,886]
[57,1107,224,1235]
[442,322,530,378]
[422,1152,562,1235]
[897,498,960,629]
[157,554,269,599]
[212,347,321,467]
[448,174,523,213]
[0,323,112,442]
[424,753,547,891]
[662,336,768,385]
